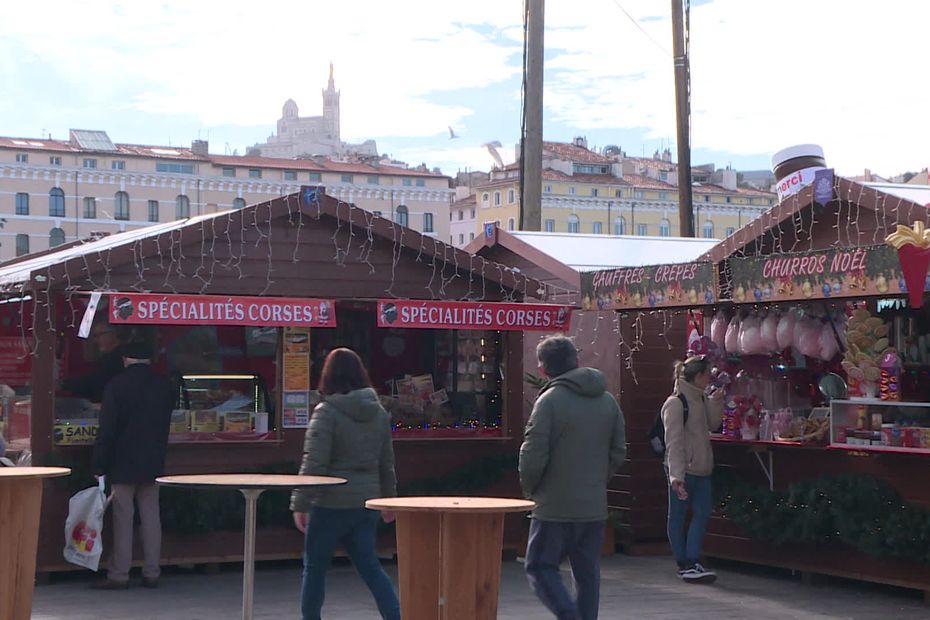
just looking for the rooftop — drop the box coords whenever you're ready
[542,140,614,165]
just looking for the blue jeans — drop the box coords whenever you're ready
[667,473,713,567]
[524,518,605,620]
[301,507,400,620]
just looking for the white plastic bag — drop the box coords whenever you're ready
[63,476,109,571]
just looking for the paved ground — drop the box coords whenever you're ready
[32,555,928,619]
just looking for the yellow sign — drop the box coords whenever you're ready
[54,422,98,445]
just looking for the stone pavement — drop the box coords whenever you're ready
[32,555,928,619]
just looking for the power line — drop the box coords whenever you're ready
[609,0,671,56]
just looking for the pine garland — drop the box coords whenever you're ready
[714,468,930,564]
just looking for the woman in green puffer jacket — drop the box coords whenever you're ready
[290,348,400,620]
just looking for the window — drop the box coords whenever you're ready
[591,188,599,197]
[614,217,626,235]
[568,215,580,233]
[423,212,434,233]
[459,234,464,245]
[15,193,29,215]
[659,192,668,201]
[309,172,322,183]
[544,185,552,193]
[49,156,61,166]
[726,196,732,204]
[507,189,515,204]
[15,153,28,163]
[415,179,425,187]
[508,218,515,231]
[726,227,736,237]
[222,167,236,177]
[637,223,648,236]
[634,190,644,199]
[83,158,97,169]
[49,187,65,216]
[569,187,576,195]
[341,174,353,183]
[248,168,262,179]
[148,200,159,222]
[49,227,65,247]
[704,195,710,202]
[284,170,297,181]
[157,162,195,174]
[494,192,501,206]
[592,221,603,234]
[458,210,463,221]
[545,219,555,233]
[769,198,775,205]
[367,175,379,185]
[175,194,190,219]
[481,193,489,207]
[111,160,125,170]
[470,208,475,219]
[659,219,671,236]
[469,233,475,240]
[395,205,409,227]
[402,178,412,187]
[83,197,97,219]
[614,189,622,198]
[15,234,29,257]
[233,197,246,209]
[702,220,715,238]
[114,191,130,220]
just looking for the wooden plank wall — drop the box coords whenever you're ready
[612,312,687,542]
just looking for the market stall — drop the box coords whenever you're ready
[0,187,568,573]
[698,172,930,597]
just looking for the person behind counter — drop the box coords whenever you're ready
[290,348,400,620]
[61,323,125,402]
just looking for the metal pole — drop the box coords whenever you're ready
[672,0,694,237]
[521,0,544,231]
[240,489,264,620]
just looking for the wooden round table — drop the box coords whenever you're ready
[366,496,535,620]
[0,466,71,620]
[157,473,346,620]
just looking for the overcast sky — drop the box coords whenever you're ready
[2,0,927,177]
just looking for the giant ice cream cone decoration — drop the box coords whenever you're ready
[886,221,930,308]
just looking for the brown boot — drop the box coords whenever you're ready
[90,579,130,590]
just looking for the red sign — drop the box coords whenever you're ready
[377,300,573,331]
[109,293,337,327]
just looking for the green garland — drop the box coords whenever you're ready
[714,468,930,564]
[40,449,520,536]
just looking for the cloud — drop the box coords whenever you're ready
[2,0,928,176]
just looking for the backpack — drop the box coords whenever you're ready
[647,393,689,458]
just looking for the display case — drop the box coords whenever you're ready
[174,374,273,439]
[830,399,930,454]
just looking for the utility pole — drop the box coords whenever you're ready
[671,0,694,237]
[521,0,544,231]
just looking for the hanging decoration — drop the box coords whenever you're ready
[885,221,930,308]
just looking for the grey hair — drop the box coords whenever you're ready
[536,335,578,377]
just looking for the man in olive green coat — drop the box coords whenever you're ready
[520,335,627,620]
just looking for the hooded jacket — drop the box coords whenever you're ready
[661,378,723,485]
[290,387,397,512]
[519,367,627,522]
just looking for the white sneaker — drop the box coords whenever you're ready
[681,562,717,584]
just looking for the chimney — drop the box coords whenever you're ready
[572,136,588,149]
[864,168,871,182]
[191,140,209,157]
[720,168,738,191]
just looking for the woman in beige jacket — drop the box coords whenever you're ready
[661,355,724,584]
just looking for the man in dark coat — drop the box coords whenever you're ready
[62,323,125,403]
[91,341,174,589]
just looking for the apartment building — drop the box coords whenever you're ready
[0,129,452,261]
[450,138,776,246]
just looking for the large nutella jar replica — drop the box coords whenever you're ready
[771,144,826,202]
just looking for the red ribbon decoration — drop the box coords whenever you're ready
[896,244,930,308]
